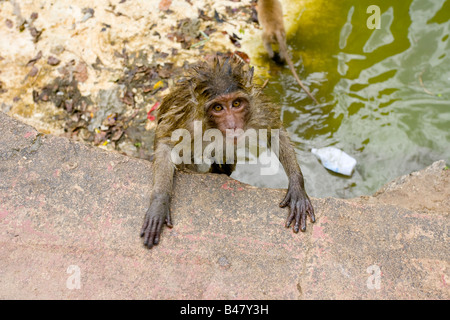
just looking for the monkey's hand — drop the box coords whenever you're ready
[140,193,173,249]
[280,176,315,233]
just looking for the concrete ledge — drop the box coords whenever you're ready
[0,111,448,299]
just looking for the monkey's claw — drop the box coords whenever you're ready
[140,193,172,249]
[280,185,315,233]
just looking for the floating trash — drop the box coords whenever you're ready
[311,147,357,176]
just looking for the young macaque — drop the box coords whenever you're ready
[257,0,318,104]
[140,55,315,249]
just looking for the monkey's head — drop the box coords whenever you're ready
[190,56,255,141]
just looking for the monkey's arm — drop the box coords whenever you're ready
[278,128,315,232]
[140,142,175,248]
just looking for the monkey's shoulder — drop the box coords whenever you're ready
[247,95,283,128]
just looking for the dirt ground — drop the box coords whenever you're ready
[0,0,264,159]
[371,160,449,216]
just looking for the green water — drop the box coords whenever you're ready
[237,0,450,198]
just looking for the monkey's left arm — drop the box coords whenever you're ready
[140,142,175,248]
[277,128,315,232]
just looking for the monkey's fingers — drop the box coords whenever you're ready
[165,214,173,228]
[153,219,164,245]
[294,202,306,233]
[300,206,307,233]
[285,203,295,229]
[142,224,153,248]
[139,217,149,238]
[307,201,316,223]
[142,219,153,248]
[143,224,156,248]
[279,190,292,208]
[142,217,163,248]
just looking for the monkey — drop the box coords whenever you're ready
[140,55,315,249]
[257,0,319,104]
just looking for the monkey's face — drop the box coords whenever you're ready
[206,92,250,143]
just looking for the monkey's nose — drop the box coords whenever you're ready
[226,121,238,130]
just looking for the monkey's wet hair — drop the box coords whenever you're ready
[189,56,254,100]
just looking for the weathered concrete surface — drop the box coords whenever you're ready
[0,111,448,299]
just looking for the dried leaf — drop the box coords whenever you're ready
[47,56,61,66]
[103,113,117,126]
[74,62,88,82]
[29,27,43,42]
[94,131,107,145]
[27,51,42,66]
[234,51,250,63]
[65,99,74,112]
[159,0,172,11]
[28,66,39,77]
[142,85,153,93]
[122,90,134,106]
[229,33,241,47]
[32,90,39,102]
[198,9,211,21]
[214,10,225,23]
[111,128,124,141]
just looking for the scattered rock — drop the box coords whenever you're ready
[47,56,61,66]
[81,8,95,22]
[158,0,173,11]
[5,19,13,28]
[74,62,88,82]
[2,1,254,163]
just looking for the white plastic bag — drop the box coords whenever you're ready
[311,147,357,176]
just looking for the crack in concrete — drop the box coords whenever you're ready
[0,132,44,161]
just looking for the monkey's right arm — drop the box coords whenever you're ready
[278,128,315,232]
[140,142,175,248]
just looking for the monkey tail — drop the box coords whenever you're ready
[275,31,318,105]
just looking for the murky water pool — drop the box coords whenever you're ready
[234,0,450,198]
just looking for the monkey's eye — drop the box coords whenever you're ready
[232,100,241,108]
[212,104,223,112]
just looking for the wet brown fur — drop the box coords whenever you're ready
[156,56,282,144]
[141,54,315,249]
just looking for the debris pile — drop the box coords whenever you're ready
[0,0,258,160]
